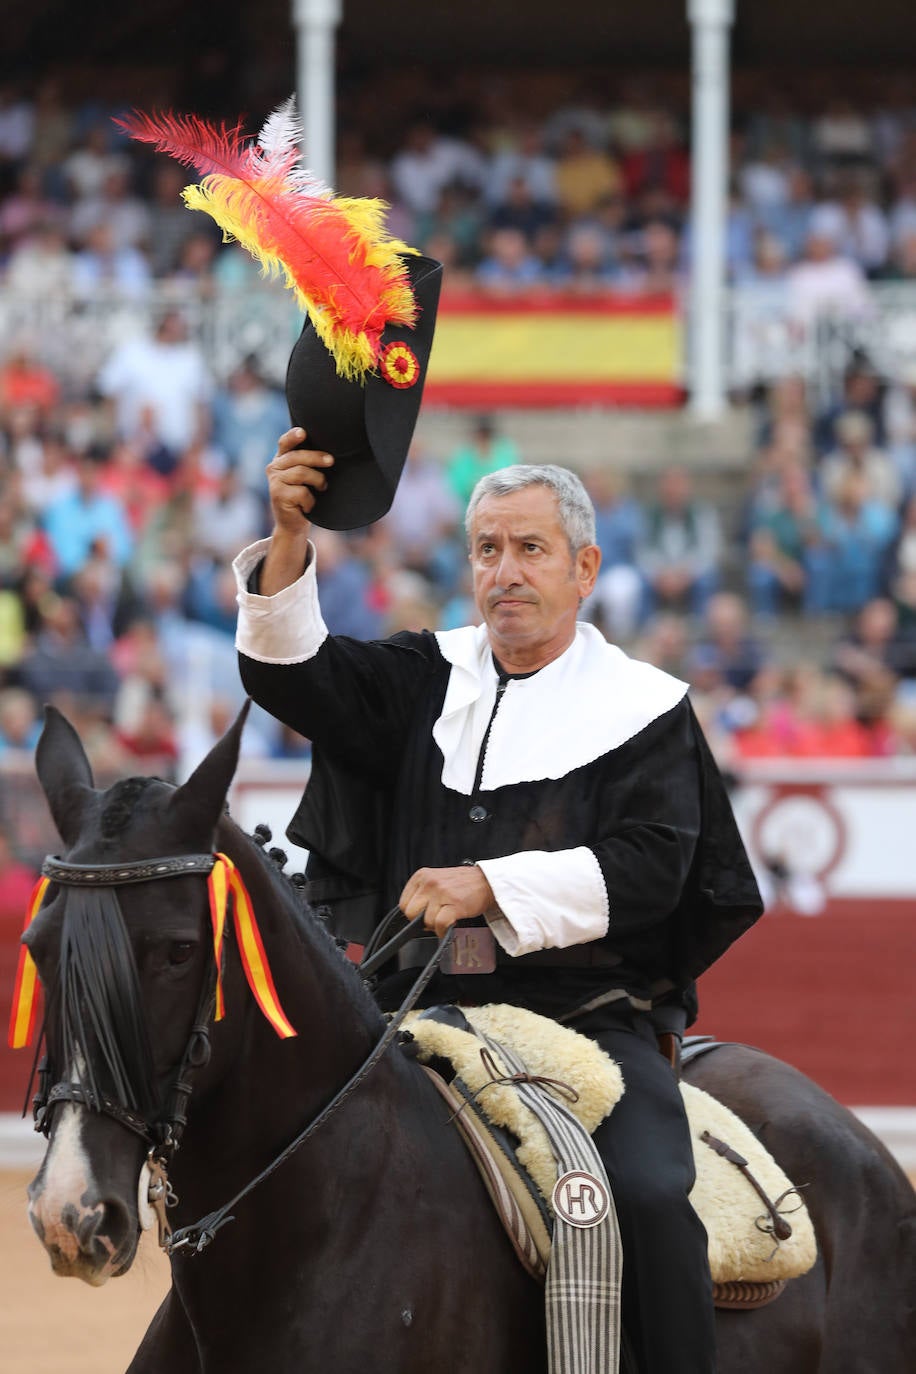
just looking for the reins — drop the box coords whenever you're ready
[22,854,454,1257]
[168,911,453,1254]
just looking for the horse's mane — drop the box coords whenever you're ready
[216,811,386,1037]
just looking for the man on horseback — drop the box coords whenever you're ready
[231,433,763,1374]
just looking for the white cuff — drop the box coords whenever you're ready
[477,848,610,957]
[232,538,328,664]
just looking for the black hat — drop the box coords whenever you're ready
[285,252,442,531]
[118,100,440,530]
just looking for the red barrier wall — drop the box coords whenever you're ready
[693,899,916,1106]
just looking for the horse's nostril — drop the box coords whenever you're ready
[98,1199,133,1250]
[75,1199,131,1257]
[75,1206,102,1252]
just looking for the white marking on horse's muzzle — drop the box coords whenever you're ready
[27,1052,134,1284]
[29,1104,99,1265]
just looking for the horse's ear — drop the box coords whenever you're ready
[35,705,96,847]
[169,700,251,836]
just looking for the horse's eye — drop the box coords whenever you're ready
[168,942,195,967]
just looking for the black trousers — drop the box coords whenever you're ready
[573,1005,717,1374]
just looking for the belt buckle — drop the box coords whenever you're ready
[441,924,497,975]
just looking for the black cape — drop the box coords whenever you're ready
[240,629,763,1023]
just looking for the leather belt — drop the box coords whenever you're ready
[397,934,623,973]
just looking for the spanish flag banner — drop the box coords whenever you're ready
[209,853,296,1039]
[8,876,49,1050]
[423,293,683,408]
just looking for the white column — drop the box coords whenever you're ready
[688,0,734,420]
[293,0,342,186]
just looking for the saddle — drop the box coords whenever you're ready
[406,1005,817,1310]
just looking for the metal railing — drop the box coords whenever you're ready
[724,281,916,403]
[0,281,303,392]
[5,279,916,408]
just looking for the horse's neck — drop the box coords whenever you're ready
[182,837,385,1181]
[166,1051,493,1364]
[163,845,504,1355]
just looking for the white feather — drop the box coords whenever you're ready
[255,96,333,201]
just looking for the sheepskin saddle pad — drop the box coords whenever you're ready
[406,1004,817,1298]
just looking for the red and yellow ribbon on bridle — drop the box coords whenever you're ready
[8,854,295,1050]
[207,852,296,1038]
[8,875,49,1049]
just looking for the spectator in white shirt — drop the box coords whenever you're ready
[5,221,73,295]
[739,144,793,214]
[485,122,557,208]
[63,124,129,202]
[820,410,901,511]
[390,120,486,216]
[808,179,890,276]
[810,101,872,167]
[96,310,212,462]
[787,228,874,324]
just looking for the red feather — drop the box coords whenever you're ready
[116,105,417,378]
[116,111,259,180]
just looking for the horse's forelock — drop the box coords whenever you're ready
[56,886,157,1120]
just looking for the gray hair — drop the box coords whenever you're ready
[465,464,597,551]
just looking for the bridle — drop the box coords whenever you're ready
[30,852,221,1244]
[33,852,219,1144]
[29,850,453,1256]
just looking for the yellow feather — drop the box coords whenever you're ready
[182,176,418,381]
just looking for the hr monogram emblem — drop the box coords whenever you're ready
[551,1170,611,1228]
[440,926,497,975]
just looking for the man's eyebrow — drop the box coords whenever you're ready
[474,528,549,543]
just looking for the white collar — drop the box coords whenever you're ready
[432,623,688,794]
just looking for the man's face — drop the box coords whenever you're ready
[469,486,600,669]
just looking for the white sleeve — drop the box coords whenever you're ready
[476,847,610,957]
[232,539,328,664]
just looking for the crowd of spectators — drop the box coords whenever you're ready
[3,74,916,828]
[3,327,916,800]
[3,76,916,309]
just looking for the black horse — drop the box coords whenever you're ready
[19,707,916,1373]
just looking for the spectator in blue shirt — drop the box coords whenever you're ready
[583,467,646,639]
[16,595,120,712]
[811,471,898,612]
[42,450,133,579]
[311,528,385,641]
[475,227,544,293]
[585,466,646,567]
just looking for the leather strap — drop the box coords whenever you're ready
[38,1082,151,1140]
[166,925,456,1255]
[397,933,624,974]
[42,855,216,886]
[503,945,623,970]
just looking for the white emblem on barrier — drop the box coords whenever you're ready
[552,1169,610,1228]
